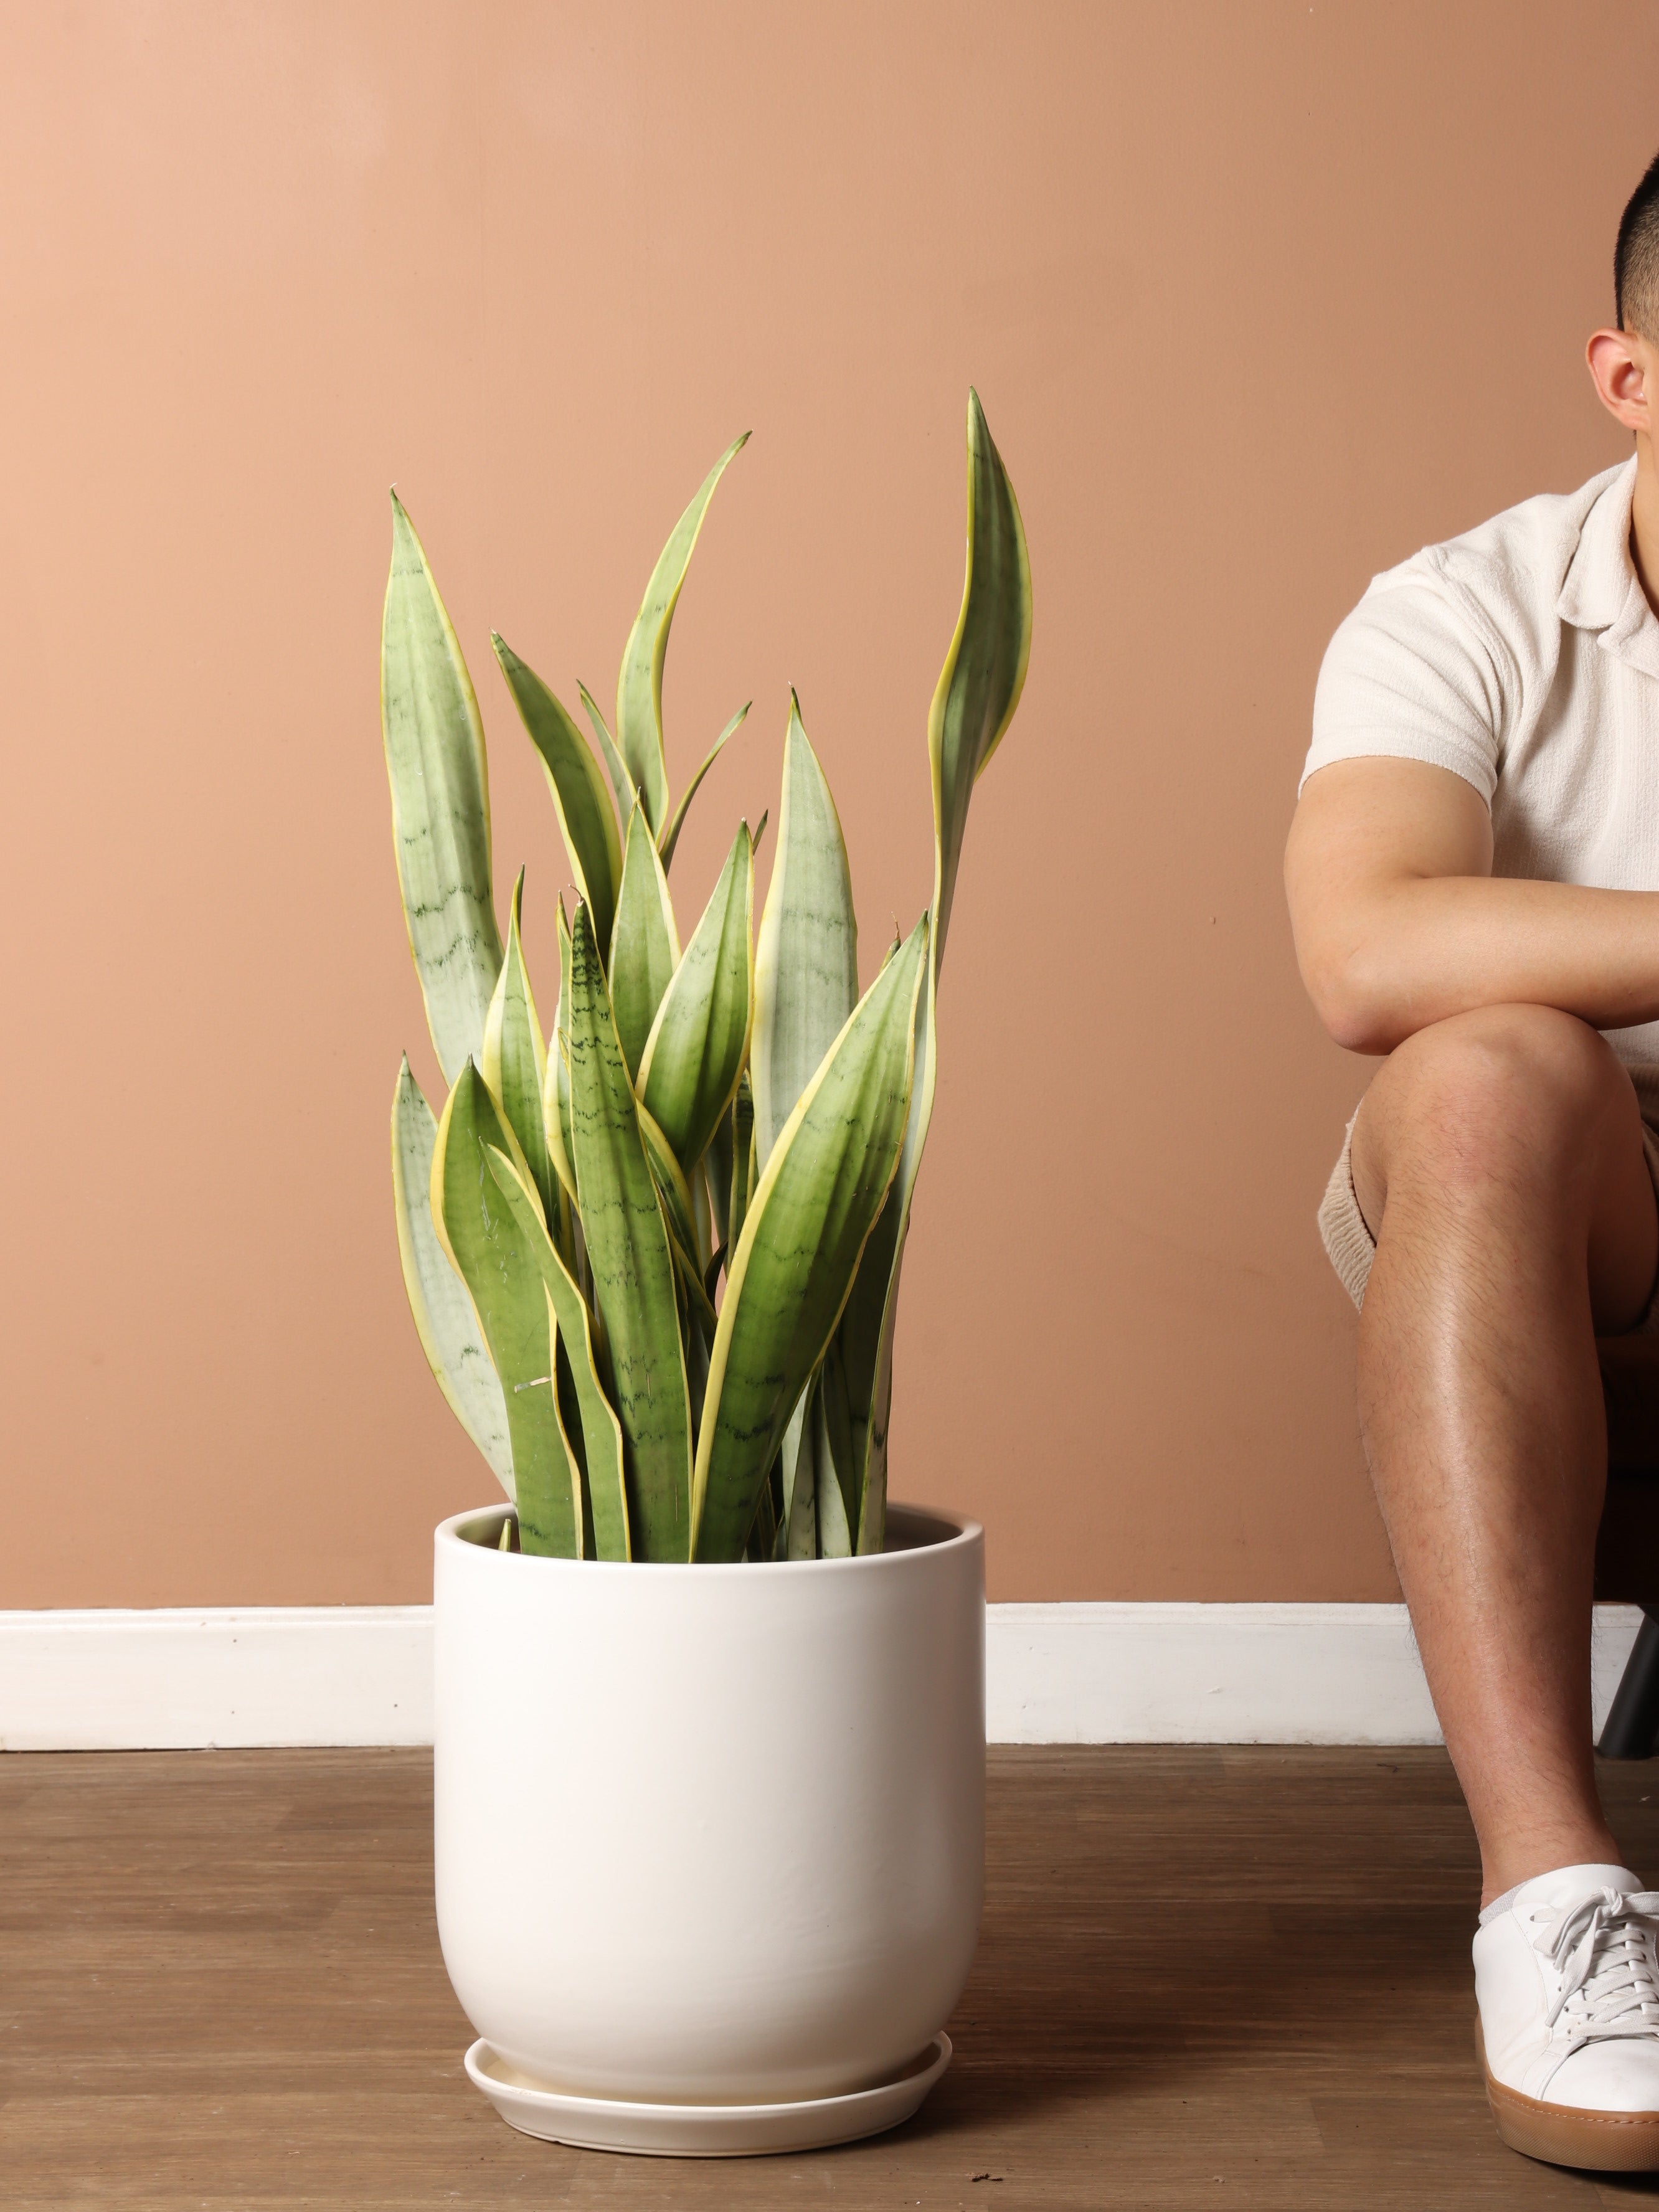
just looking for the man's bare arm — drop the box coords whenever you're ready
[1285,756,1659,1052]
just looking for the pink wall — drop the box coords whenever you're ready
[2,2,1652,1605]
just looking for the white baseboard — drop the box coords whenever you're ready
[985,1602,1645,1746]
[0,1606,435,1752]
[0,1601,1647,1753]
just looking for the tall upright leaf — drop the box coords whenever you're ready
[481,869,554,1219]
[691,917,928,1562]
[608,802,681,1080]
[431,1064,581,1557]
[638,823,754,1175]
[579,681,635,825]
[380,492,504,1083]
[483,1143,631,1562]
[493,638,623,961]
[544,896,577,1201]
[616,433,749,835]
[567,900,694,1561]
[930,388,1033,973]
[390,1058,514,1498]
[839,390,1033,1552]
[751,695,859,1167]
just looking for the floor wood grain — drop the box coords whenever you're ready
[9,1746,1659,2206]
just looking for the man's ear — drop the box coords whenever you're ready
[1588,327,1653,433]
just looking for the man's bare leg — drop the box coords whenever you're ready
[1351,1004,1659,1905]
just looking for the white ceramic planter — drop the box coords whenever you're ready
[433,1500,984,2146]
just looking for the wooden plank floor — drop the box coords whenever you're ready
[10,1749,1659,2208]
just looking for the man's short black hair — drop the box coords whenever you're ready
[1616,151,1659,338]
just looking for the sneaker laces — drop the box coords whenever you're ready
[1529,1888,1659,2074]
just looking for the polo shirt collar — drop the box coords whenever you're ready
[1557,456,1659,680]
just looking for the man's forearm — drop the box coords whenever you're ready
[1305,874,1659,1053]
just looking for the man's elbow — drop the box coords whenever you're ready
[1299,940,1411,1057]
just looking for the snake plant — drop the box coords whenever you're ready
[383,395,1031,1562]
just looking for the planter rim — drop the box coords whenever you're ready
[435,1498,981,1577]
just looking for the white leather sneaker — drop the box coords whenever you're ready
[1474,1861,1659,2169]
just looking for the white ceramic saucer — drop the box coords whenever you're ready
[463,2032,952,2157]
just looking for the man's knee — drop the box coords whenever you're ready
[1357,1006,1636,1205]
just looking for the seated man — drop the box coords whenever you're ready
[1286,154,1659,2173]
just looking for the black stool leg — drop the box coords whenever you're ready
[1599,1610,1659,1759]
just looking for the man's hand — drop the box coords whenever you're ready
[1286,756,1659,1052]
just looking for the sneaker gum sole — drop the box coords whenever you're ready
[1477,2019,1659,2172]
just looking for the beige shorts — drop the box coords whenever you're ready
[1318,1088,1659,1331]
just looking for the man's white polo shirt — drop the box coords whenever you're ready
[1302,455,1659,1069]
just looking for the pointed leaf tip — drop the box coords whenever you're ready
[380,484,503,1082]
[658,700,752,870]
[496,640,623,960]
[616,433,750,835]
[927,385,1031,970]
[638,819,754,1173]
[751,697,858,1168]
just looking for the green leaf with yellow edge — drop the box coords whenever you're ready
[579,681,635,826]
[541,1044,576,1210]
[672,1232,719,1336]
[390,1057,514,1499]
[481,869,554,1220]
[636,1098,702,1270]
[638,822,754,1176]
[839,388,1033,1553]
[542,896,577,1205]
[683,1272,711,1447]
[689,916,928,1562]
[751,695,858,1168]
[431,1063,581,1556]
[931,386,1033,972]
[727,1073,755,1260]
[814,1376,853,1557]
[492,637,623,962]
[838,1232,897,1554]
[638,1095,718,1341]
[567,900,694,1561]
[548,1321,596,1559]
[380,493,504,1084]
[658,702,750,872]
[692,1156,713,1263]
[616,433,749,835]
[608,801,681,1080]
[779,1380,816,1560]
[816,1336,858,1554]
[483,1142,631,1562]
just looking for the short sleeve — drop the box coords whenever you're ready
[1300,561,1509,805]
